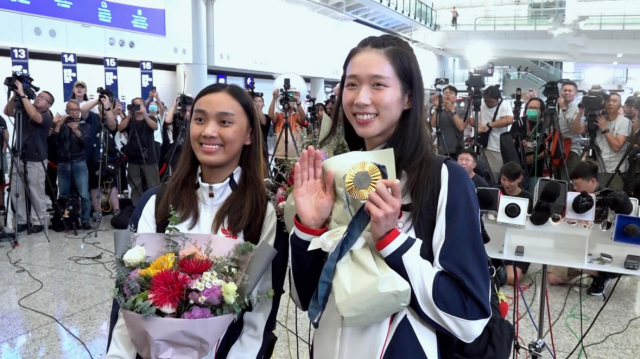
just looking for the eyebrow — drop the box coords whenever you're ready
[193,109,235,117]
[346,74,392,81]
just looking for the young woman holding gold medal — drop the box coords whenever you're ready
[288,35,492,358]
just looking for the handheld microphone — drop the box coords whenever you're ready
[530,181,562,226]
[572,191,595,214]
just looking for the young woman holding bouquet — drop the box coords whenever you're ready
[107,83,285,358]
[290,35,492,358]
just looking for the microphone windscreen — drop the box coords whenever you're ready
[477,189,495,209]
[624,224,640,237]
[530,208,551,226]
[604,192,634,215]
[540,181,561,203]
[572,191,594,214]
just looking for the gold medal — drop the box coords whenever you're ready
[345,162,382,200]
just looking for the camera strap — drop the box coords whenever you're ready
[490,99,503,124]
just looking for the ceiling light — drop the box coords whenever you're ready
[617,53,623,58]
[613,61,618,65]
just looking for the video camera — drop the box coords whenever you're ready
[473,62,495,77]
[278,78,295,109]
[97,87,114,102]
[4,72,39,100]
[581,88,610,113]
[541,79,571,100]
[177,93,193,109]
[306,95,317,123]
[465,74,485,89]
[246,79,263,98]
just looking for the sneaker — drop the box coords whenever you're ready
[113,209,121,217]
[30,225,44,234]
[82,222,92,230]
[588,274,612,296]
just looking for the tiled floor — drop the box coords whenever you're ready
[1,223,640,358]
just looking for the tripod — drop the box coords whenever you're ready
[468,86,496,184]
[543,97,572,181]
[433,87,451,157]
[579,114,607,173]
[92,106,112,234]
[268,103,300,186]
[128,127,152,202]
[163,108,188,182]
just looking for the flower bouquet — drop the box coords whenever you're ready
[114,229,274,359]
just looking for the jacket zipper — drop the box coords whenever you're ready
[379,314,395,359]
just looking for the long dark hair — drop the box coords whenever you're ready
[319,35,436,237]
[156,84,267,244]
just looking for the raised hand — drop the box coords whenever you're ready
[293,146,335,229]
[365,179,402,242]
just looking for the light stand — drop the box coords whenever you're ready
[92,104,110,234]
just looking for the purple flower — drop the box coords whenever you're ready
[123,270,141,298]
[188,292,200,303]
[202,285,222,306]
[182,306,213,319]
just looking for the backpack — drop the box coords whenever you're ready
[424,155,513,359]
[111,206,135,230]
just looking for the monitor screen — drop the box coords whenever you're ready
[0,0,166,36]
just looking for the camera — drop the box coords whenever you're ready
[4,72,39,100]
[278,78,295,109]
[542,80,568,100]
[473,62,495,77]
[97,87,114,102]
[127,103,141,112]
[177,93,193,109]
[246,79,263,98]
[434,78,449,86]
[465,74,485,89]
[497,195,529,228]
[581,89,610,112]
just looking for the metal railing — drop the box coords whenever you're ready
[529,60,563,79]
[504,71,547,88]
[579,14,640,30]
[473,15,554,30]
[375,0,437,30]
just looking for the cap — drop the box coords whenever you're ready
[73,81,86,88]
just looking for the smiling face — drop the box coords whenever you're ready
[190,92,252,177]
[342,49,411,150]
[561,83,577,104]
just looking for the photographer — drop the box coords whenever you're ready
[163,95,193,172]
[624,96,638,122]
[81,93,120,218]
[145,89,166,168]
[118,98,159,205]
[572,93,630,190]
[253,94,272,162]
[430,85,465,159]
[470,85,514,179]
[3,82,54,233]
[51,100,92,229]
[548,160,619,296]
[268,88,306,182]
[555,81,583,180]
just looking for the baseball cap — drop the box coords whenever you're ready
[73,81,87,88]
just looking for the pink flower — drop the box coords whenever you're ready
[183,306,213,319]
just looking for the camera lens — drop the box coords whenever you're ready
[505,203,521,218]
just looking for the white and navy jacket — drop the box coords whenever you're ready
[107,167,287,359]
[290,161,492,359]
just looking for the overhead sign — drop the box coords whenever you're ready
[10,47,29,75]
[104,57,119,97]
[62,53,78,101]
[140,61,153,101]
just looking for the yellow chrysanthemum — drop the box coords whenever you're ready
[139,253,176,278]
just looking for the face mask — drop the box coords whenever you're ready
[149,104,158,112]
[526,109,539,122]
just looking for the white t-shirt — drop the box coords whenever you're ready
[481,99,513,152]
[115,114,127,152]
[596,115,631,173]
[153,112,164,145]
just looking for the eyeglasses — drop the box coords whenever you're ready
[66,108,80,112]
[36,95,52,104]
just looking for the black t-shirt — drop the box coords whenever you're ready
[497,185,534,213]
[471,174,489,188]
[434,110,464,155]
[13,110,53,162]
[125,116,158,165]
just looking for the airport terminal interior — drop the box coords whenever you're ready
[2,0,640,358]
